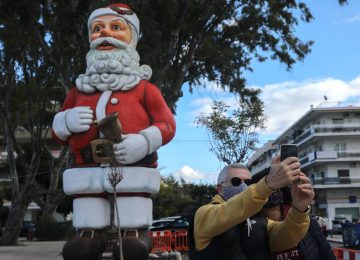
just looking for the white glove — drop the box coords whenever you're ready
[65,106,93,133]
[113,134,148,164]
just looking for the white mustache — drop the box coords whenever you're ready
[90,37,128,49]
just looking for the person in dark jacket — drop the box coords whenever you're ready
[261,188,336,260]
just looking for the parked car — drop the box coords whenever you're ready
[19,221,37,237]
[332,216,351,234]
[149,216,189,232]
[150,219,173,229]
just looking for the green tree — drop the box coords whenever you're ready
[0,1,68,244]
[152,176,216,218]
[135,0,316,111]
[195,98,266,164]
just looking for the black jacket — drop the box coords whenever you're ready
[298,217,336,260]
[189,214,272,260]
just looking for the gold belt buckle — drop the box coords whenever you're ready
[124,229,139,238]
[90,139,113,163]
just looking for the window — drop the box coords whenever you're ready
[341,143,346,151]
[350,162,357,168]
[338,169,350,184]
[317,144,323,151]
[338,169,349,178]
[349,196,357,203]
[335,143,347,151]
[332,118,344,132]
[321,172,325,178]
[332,118,343,124]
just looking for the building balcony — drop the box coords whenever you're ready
[314,126,360,136]
[293,129,313,144]
[292,124,360,146]
[250,164,270,176]
[312,177,360,188]
[300,150,360,168]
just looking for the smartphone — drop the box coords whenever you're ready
[280,144,298,161]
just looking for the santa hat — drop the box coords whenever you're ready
[87,3,139,47]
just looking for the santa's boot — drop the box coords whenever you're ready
[62,229,107,260]
[112,236,149,260]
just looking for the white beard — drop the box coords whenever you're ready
[75,37,152,93]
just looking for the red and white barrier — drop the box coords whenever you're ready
[148,230,173,253]
[148,229,189,253]
[333,247,360,260]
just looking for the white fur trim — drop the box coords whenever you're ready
[104,167,160,193]
[73,198,110,229]
[63,168,104,195]
[96,90,112,121]
[52,110,71,141]
[96,90,112,138]
[140,126,162,154]
[63,167,160,195]
[114,197,152,228]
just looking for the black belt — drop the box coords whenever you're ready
[69,141,158,167]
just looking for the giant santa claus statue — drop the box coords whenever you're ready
[52,3,175,259]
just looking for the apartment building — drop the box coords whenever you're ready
[0,127,63,223]
[248,106,360,221]
[0,127,62,180]
[247,140,275,178]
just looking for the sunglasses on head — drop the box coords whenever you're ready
[229,177,252,186]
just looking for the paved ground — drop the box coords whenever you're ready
[0,240,189,260]
[327,234,343,247]
[0,236,345,260]
[0,241,65,260]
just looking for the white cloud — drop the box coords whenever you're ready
[191,97,214,115]
[344,14,360,23]
[191,76,360,137]
[172,165,204,182]
[260,76,360,135]
[172,165,217,184]
[190,96,239,117]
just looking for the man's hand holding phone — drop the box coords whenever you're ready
[265,144,301,190]
[266,156,301,190]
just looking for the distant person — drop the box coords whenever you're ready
[325,216,333,237]
[261,188,336,260]
[190,157,314,260]
[317,216,327,236]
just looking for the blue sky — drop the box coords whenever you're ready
[157,1,360,184]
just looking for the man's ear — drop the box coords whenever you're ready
[216,184,223,194]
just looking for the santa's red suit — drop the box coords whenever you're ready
[53,80,175,167]
[52,80,175,229]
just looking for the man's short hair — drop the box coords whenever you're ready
[217,163,250,185]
